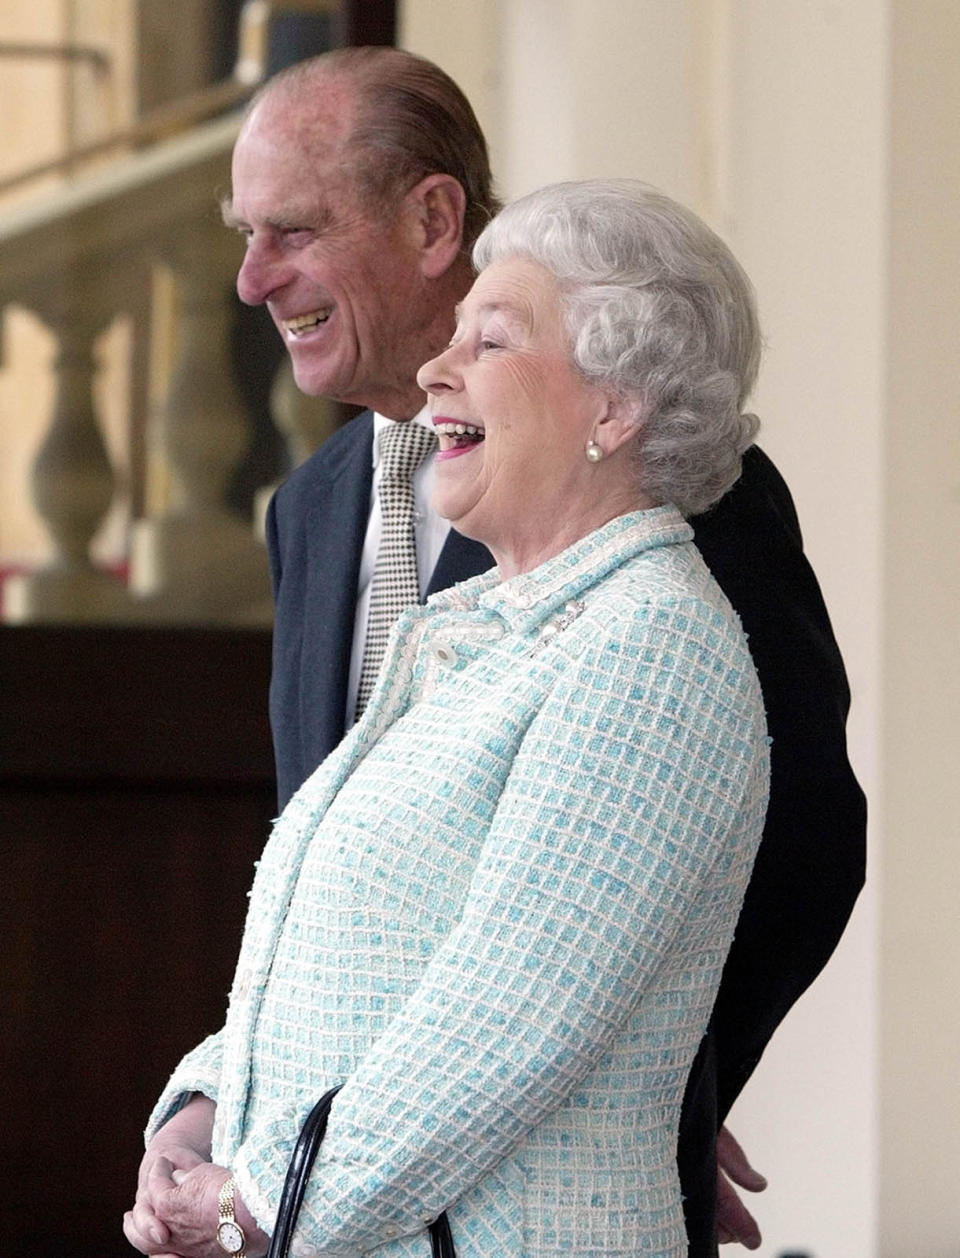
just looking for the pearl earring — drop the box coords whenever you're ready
[585,440,604,463]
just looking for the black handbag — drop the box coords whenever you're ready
[265,1086,456,1258]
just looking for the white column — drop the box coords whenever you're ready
[496,0,702,203]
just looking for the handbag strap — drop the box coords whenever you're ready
[429,1210,456,1258]
[265,1085,455,1258]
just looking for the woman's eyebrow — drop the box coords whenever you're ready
[454,298,532,327]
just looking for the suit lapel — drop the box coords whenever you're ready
[290,415,491,783]
[299,412,374,769]
[428,528,494,596]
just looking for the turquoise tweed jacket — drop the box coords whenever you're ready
[148,507,769,1258]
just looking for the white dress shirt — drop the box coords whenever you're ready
[344,407,450,727]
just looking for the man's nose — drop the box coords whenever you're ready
[236,240,279,307]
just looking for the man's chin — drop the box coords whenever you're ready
[287,354,349,402]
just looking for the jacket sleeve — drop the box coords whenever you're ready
[231,596,769,1256]
[143,1029,225,1143]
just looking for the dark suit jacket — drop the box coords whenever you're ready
[266,410,866,1257]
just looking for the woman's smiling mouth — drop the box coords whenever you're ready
[433,418,485,458]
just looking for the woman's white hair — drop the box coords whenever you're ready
[472,179,761,516]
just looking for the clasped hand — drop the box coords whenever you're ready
[124,1094,268,1258]
[126,1101,765,1254]
[125,1153,230,1258]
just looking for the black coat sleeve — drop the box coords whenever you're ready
[692,445,867,1120]
[679,445,866,1256]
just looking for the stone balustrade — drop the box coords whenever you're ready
[0,111,315,625]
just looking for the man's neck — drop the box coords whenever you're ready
[368,387,429,422]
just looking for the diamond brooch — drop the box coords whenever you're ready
[531,598,585,653]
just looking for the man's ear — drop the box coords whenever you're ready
[404,174,467,278]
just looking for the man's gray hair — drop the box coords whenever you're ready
[473,179,762,516]
[255,47,500,251]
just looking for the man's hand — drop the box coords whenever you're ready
[716,1125,767,1249]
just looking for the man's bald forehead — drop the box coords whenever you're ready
[234,76,361,198]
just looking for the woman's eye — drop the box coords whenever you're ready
[479,338,502,352]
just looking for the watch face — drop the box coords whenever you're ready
[217,1220,245,1254]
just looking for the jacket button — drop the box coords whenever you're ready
[431,640,457,666]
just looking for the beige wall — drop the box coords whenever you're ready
[882,4,960,1255]
[402,2,959,1254]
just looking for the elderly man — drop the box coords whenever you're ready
[225,46,863,1256]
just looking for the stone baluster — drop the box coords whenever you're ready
[3,280,134,623]
[270,356,341,470]
[128,225,273,624]
[252,357,340,541]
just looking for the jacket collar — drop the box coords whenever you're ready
[428,506,692,635]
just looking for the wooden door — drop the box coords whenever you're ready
[0,625,275,1256]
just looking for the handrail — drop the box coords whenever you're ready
[0,42,110,72]
[0,112,243,301]
[0,0,341,197]
[0,80,253,197]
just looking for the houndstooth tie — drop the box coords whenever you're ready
[355,421,438,717]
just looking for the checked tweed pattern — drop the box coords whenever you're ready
[355,421,438,718]
[148,509,769,1257]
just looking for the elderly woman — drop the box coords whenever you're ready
[127,179,769,1258]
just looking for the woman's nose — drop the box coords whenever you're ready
[417,344,461,394]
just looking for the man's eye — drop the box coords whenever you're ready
[479,338,502,352]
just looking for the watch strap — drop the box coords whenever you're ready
[217,1176,246,1256]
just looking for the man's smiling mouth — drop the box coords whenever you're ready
[282,309,332,338]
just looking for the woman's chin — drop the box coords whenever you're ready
[435,498,487,545]
[436,500,471,533]
[432,458,499,544]
[432,480,479,535]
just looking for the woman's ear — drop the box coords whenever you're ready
[592,394,644,458]
[404,174,468,279]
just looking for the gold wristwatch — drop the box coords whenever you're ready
[216,1176,246,1256]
